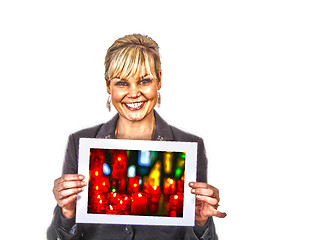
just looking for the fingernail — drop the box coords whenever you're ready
[82,181,87,186]
[191,189,196,193]
[196,195,203,199]
[79,175,84,180]
[189,182,194,187]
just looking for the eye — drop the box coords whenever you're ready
[114,81,128,87]
[139,78,152,85]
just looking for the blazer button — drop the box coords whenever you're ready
[125,226,132,233]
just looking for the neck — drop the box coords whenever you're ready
[115,112,155,140]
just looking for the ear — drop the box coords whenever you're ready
[157,72,162,90]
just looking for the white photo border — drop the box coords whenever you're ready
[76,138,197,226]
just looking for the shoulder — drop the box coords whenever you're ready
[70,114,118,141]
[155,111,203,143]
[154,110,203,144]
[170,125,203,143]
[66,123,105,157]
[70,123,104,139]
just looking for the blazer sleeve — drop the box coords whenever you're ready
[185,217,218,240]
[196,137,208,183]
[62,134,79,175]
[47,135,82,240]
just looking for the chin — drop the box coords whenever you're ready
[121,106,155,122]
[123,112,148,122]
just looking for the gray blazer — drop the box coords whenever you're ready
[47,111,217,240]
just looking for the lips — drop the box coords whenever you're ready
[124,101,145,110]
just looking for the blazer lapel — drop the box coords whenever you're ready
[95,114,119,139]
[153,110,174,141]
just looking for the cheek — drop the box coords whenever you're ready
[143,86,158,100]
[111,90,124,102]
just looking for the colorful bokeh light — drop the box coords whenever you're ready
[87,148,185,217]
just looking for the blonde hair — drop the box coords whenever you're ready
[104,34,161,85]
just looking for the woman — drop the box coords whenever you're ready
[47,34,226,240]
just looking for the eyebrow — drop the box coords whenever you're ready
[117,74,150,81]
[138,74,149,80]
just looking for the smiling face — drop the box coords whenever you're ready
[107,69,161,122]
[104,34,162,122]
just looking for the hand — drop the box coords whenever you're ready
[189,182,227,226]
[53,174,87,219]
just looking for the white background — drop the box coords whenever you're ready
[1,1,312,239]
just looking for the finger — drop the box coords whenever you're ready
[189,182,221,202]
[200,203,227,219]
[57,194,77,208]
[54,181,86,196]
[191,187,214,197]
[196,195,219,206]
[58,187,83,200]
[210,207,227,218]
[189,182,218,192]
[53,176,86,201]
[61,174,85,183]
[54,174,85,186]
[58,180,87,191]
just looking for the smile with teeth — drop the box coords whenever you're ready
[124,101,145,110]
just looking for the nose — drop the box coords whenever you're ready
[127,83,141,98]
